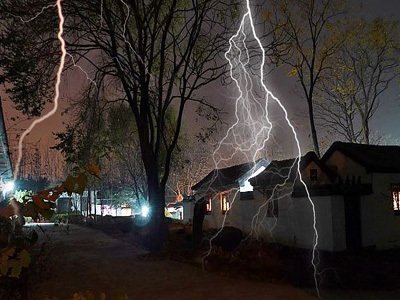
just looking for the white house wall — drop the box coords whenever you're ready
[267,194,338,251]
[325,150,400,249]
[203,190,239,230]
[181,201,195,223]
[200,188,341,251]
[330,195,347,251]
[361,173,400,249]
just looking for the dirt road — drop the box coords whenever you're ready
[29,224,317,300]
[27,224,400,300]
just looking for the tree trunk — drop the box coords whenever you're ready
[363,119,370,144]
[145,175,167,253]
[308,99,321,157]
[192,197,206,249]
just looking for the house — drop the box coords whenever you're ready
[185,158,269,229]
[191,142,400,251]
[318,142,400,250]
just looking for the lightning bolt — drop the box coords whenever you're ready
[13,0,66,181]
[9,3,57,23]
[205,1,320,297]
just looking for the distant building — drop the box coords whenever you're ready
[56,190,133,217]
[190,142,400,251]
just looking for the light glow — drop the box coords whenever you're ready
[240,165,266,192]
[3,181,15,194]
[141,205,150,218]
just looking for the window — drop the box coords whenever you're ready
[267,200,278,217]
[392,185,400,215]
[310,169,318,182]
[205,195,212,214]
[220,193,230,214]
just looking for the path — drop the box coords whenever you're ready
[30,224,316,300]
[28,224,399,300]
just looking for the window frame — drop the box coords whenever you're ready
[391,184,400,216]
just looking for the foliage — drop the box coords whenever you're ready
[0,0,238,252]
[316,18,400,144]
[0,164,100,280]
[0,246,30,278]
[264,0,347,156]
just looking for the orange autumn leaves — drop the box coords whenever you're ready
[0,164,101,219]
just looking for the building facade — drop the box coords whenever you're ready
[191,142,400,251]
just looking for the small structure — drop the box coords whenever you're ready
[191,142,400,251]
[186,159,269,229]
[56,190,133,217]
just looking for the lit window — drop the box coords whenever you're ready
[220,193,230,214]
[206,195,212,214]
[392,185,400,215]
[310,169,318,182]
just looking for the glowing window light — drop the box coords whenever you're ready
[220,193,230,214]
[206,195,212,214]
[392,185,400,214]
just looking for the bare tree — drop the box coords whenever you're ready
[0,1,278,251]
[264,0,346,156]
[317,18,399,144]
[167,134,215,200]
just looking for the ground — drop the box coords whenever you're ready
[20,224,400,300]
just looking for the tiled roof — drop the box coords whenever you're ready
[192,160,266,192]
[250,151,320,187]
[322,141,400,173]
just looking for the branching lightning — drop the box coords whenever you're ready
[8,0,320,296]
[13,0,66,181]
[9,3,57,23]
[206,0,320,297]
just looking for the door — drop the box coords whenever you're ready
[344,194,362,250]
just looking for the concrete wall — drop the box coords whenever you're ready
[199,186,340,251]
[361,173,400,249]
[330,195,347,251]
[203,189,240,230]
[181,201,194,223]
[191,150,400,251]
[265,193,339,251]
[325,150,400,249]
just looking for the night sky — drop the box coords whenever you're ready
[1,0,400,161]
